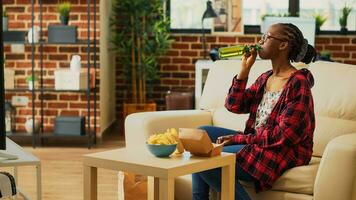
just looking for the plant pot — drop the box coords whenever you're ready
[2,17,8,31]
[123,102,157,119]
[60,15,69,25]
[25,118,40,134]
[28,81,36,90]
[315,27,320,35]
[48,25,77,43]
[340,27,348,34]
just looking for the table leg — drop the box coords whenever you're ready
[147,176,159,200]
[36,164,42,200]
[221,163,235,200]
[84,165,97,200]
[159,178,174,200]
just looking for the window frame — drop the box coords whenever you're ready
[168,0,355,35]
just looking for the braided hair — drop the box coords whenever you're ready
[278,23,317,64]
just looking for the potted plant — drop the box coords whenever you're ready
[111,0,172,118]
[58,2,71,25]
[2,10,8,31]
[26,75,38,90]
[313,13,327,34]
[339,4,352,34]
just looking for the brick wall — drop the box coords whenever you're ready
[115,34,356,118]
[3,0,100,134]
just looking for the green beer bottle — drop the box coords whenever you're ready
[209,44,262,61]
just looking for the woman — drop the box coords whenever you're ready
[192,23,317,200]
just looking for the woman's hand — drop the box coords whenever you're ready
[238,49,257,80]
[242,49,257,69]
[216,135,234,146]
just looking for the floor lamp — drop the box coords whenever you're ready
[201,0,217,59]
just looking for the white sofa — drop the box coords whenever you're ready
[125,60,356,200]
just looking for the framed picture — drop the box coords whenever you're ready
[212,0,243,35]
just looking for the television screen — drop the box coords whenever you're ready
[1,2,6,150]
[261,17,316,46]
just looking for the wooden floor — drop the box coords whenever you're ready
[1,133,126,200]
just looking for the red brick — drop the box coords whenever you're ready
[352,38,356,44]
[324,45,342,51]
[344,60,356,65]
[48,102,68,108]
[60,94,79,101]
[16,0,31,3]
[3,0,15,4]
[352,53,356,58]
[59,47,80,53]
[180,65,195,71]
[60,110,80,116]
[42,14,58,21]
[332,38,350,44]
[238,36,255,43]
[172,43,190,49]
[332,52,350,58]
[43,110,59,116]
[170,35,181,42]
[172,58,191,64]
[172,72,190,78]
[6,7,25,12]
[181,50,198,57]
[18,109,33,115]
[344,45,356,51]
[70,103,87,109]
[158,57,171,64]
[17,14,32,20]
[219,36,236,43]
[181,36,198,42]
[162,79,180,85]
[206,36,217,43]
[49,54,68,60]
[181,80,195,85]
[191,44,203,49]
[8,22,26,29]
[162,65,178,71]
[6,54,25,60]
[16,62,31,68]
[39,94,58,100]
[166,50,179,56]
[43,46,58,53]
[315,38,331,44]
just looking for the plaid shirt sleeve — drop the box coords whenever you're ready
[233,76,313,147]
[225,75,262,114]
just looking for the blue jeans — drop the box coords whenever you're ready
[192,126,254,200]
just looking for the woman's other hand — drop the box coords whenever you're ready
[216,134,234,146]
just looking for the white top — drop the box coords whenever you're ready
[254,89,282,129]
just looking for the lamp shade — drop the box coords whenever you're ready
[202,1,218,20]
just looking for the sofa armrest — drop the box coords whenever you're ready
[124,110,212,150]
[314,133,356,200]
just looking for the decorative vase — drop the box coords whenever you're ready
[28,81,35,90]
[60,15,69,25]
[25,118,40,134]
[340,27,348,35]
[2,17,8,31]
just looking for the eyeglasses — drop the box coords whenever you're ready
[260,33,287,43]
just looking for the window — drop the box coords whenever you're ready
[300,0,356,30]
[242,0,289,25]
[169,0,355,33]
[169,0,213,31]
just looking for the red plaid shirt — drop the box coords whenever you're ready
[225,69,315,192]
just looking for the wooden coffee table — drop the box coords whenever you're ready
[83,148,236,200]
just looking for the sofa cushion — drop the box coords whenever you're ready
[313,116,356,157]
[242,156,321,195]
[212,107,249,131]
[199,60,271,111]
[310,61,356,121]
